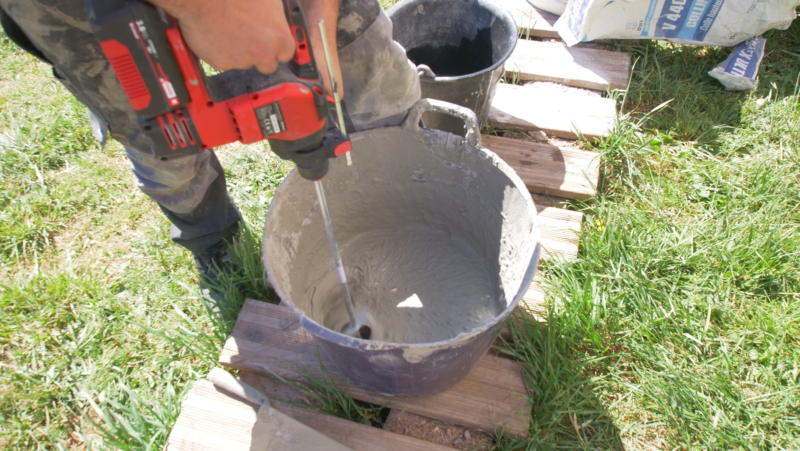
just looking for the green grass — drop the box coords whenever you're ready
[0,31,289,450]
[492,26,800,450]
[2,11,800,451]
[267,354,392,428]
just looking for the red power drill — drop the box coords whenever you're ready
[86,0,351,180]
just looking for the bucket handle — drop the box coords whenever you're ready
[416,64,436,80]
[403,98,480,148]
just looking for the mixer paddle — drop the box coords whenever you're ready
[313,180,369,339]
[312,20,370,339]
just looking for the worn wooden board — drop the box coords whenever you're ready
[537,204,582,260]
[497,0,560,38]
[505,39,631,91]
[489,83,616,140]
[483,134,600,200]
[166,380,454,451]
[219,301,531,438]
[521,280,545,318]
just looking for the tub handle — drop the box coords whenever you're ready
[404,98,480,148]
[416,64,436,80]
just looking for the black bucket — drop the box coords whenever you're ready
[387,0,517,135]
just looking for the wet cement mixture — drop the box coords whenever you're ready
[301,227,500,344]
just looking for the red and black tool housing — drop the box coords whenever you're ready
[87,0,350,180]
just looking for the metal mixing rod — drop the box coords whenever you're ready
[314,19,368,340]
[318,19,352,167]
[313,180,364,338]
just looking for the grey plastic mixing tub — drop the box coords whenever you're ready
[263,99,541,397]
[387,0,517,135]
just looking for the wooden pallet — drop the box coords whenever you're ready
[166,379,454,451]
[536,204,582,260]
[489,83,616,140]
[491,1,629,143]
[217,301,532,438]
[505,39,631,91]
[483,134,600,200]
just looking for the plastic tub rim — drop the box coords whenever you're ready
[262,101,541,353]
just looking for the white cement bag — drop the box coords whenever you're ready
[708,36,766,90]
[556,0,800,46]
[532,0,569,16]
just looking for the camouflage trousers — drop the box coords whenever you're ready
[0,0,420,252]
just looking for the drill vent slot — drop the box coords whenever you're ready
[163,124,177,149]
[100,40,151,111]
[228,108,242,140]
[177,115,196,145]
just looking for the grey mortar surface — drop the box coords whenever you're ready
[264,101,539,348]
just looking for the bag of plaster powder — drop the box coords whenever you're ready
[555,0,800,46]
[708,36,766,90]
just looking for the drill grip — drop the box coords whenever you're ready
[86,0,348,179]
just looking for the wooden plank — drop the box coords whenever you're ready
[274,400,455,451]
[219,301,531,438]
[505,39,631,91]
[521,280,545,316]
[167,380,455,451]
[489,82,616,140]
[167,380,262,451]
[482,134,600,200]
[537,204,581,260]
[497,0,560,38]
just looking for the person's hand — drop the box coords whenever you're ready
[148,0,296,75]
[149,0,345,98]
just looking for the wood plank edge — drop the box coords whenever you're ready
[173,380,457,451]
[487,118,606,142]
[502,69,618,93]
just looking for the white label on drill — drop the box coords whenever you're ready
[160,78,178,106]
[255,102,286,137]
